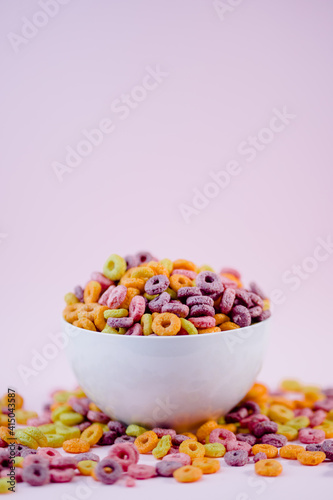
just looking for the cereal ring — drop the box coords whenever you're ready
[131,266,155,280]
[127,464,156,480]
[22,463,50,486]
[173,259,196,272]
[268,404,294,424]
[196,271,223,294]
[198,327,220,334]
[249,306,263,318]
[125,324,143,336]
[276,424,298,441]
[90,271,113,291]
[59,411,84,426]
[62,438,90,454]
[106,285,128,309]
[192,457,220,474]
[252,421,278,437]
[204,443,226,458]
[252,444,278,458]
[75,452,100,462]
[309,410,327,427]
[196,421,219,443]
[280,445,304,459]
[49,456,77,469]
[190,304,215,317]
[108,443,139,471]
[161,301,189,318]
[231,305,251,327]
[81,424,104,446]
[103,254,127,281]
[226,440,251,454]
[74,285,84,301]
[148,292,170,313]
[45,434,65,448]
[189,316,216,328]
[50,468,75,483]
[171,269,197,280]
[152,313,181,336]
[177,287,202,298]
[134,431,159,454]
[77,460,97,476]
[16,427,47,449]
[186,295,214,307]
[94,457,123,484]
[261,434,287,448]
[120,287,140,309]
[107,317,133,329]
[179,440,205,459]
[321,440,333,460]
[93,305,109,331]
[209,428,236,446]
[63,303,83,324]
[37,447,61,461]
[224,450,248,466]
[64,292,79,305]
[169,274,193,292]
[84,281,102,304]
[220,288,236,314]
[253,452,267,463]
[156,460,181,477]
[178,318,197,335]
[73,317,96,331]
[136,251,154,264]
[173,465,202,483]
[162,452,191,466]
[214,313,230,325]
[255,459,283,476]
[297,450,326,466]
[219,321,240,331]
[98,285,116,306]
[86,410,109,424]
[152,435,172,459]
[298,428,325,444]
[145,274,170,295]
[249,281,267,299]
[129,295,146,322]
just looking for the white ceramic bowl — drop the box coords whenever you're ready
[63,318,270,432]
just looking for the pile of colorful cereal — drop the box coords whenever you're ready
[62,251,271,335]
[0,380,332,491]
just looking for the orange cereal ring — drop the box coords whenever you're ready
[0,427,13,444]
[0,416,8,427]
[198,327,220,334]
[179,440,205,459]
[245,383,268,401]
[1,393,24,410]
[169,274,192,292]
[84,281,102,304]
[77,310,95,322]
[93,306,109,331]
[221,273,243,288]
[196,421,219,443]
[120,287,140,309]
[73,318,96,331]
[173,465,202,483]
[63,303,83,324]
[134,431,159,454]
[192,457,220,474]
[121,277,145,292]
[131,266,155,280]
[219,321,240,331]
[252,444,278,458]
[268,397,295,410]
[89,403,102,412]
[297,450,326,466]
[218,423,238,433]
[152,313,181,336]
[81,424,104,446]
[173,259,196,272]
[146,261,170,277]
[255,459,283,477]
[280,445,304,460]
[214,314,230,325]
[63,438,90,454]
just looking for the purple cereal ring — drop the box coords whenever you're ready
[125,254,140,269]
[148,292,170,313]
[68,396,90,416]
[78,421,91,432]
[225,408,248,423]
[136,251,154,264]
[177,287,202,298]
[221,267,241,279]
[224,449,248,467]
[127,464,156,480]
[12,444,27,457]
[188,317,216,328]
[226,440,251,454]
[196,271,223,294]
[21,448,37,458]
[321,440,333,461]
[235,290,252,307]
[162,452,191,466]
[172,435,191,446]
[161,301,189,318]
[74,452,100,462]
[50,468,75,483]
[252,421,278,438]
[50,457,77,469]
[108,421,127,436]
[171,269,197,280]
[220,288,236,314]
[249,282,267,299]
[107,317,134,329]
[87,410,110,424]
[22,463,50,486]
[94,458,122,484]
[74,285,84,302]
[156,460,181,477]
[106,285,128,309]
[186,295,214,307]
[243,414,269,430]
[145,274,169,295]
[298,428,325,444]
[305,444,322,452]
[248,292,264,308]
[91,272,114,292]
[253,452,267,463]
[257,310,271,322]
[36,448,61,462]
[314,398,333,412]
[231,305,251,327]
[209,428,236,445]
[190,304,215,317]
[237,434,257,446]
[129,295,146,321]
[23,455,49,468]
[152,428,177,439]
[125,324,143,336]
[98,431,117,446]
[249,306,263,318]
[242,401,261,415]
[309,410,327,427]
[107,443,139,471]
[261,433,288,447]
[98,285,116,306]
[114,436,135,444]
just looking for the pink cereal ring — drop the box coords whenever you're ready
[91,272,114,292]
[129,296,146,322]
[189,317,216,329]
[220,275,238,288]
[221,268,241,279]
[125,324,143,336]
[220,288,236,314]
[242,413,269,429]
[125,476,136,487]
[98,285,116,306]
[209,428,236,445]
[37,448,61,461]
[127,464,156,480]
[171,269,197,280]
[298,428,326,444]
[162,452,191,466]
[309,410,327,427]
[107,443,139,471]
[226,440,251,454]
[26,416,51,426]
[50,468,75,483]
[106,285,128,309]
[294,408,313,418]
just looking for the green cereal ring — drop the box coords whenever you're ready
[198,265,215,273]
[160,259,173,274]
[152,435,171,459]
[126,424,147,437]
[166,287,177,300]
[64,292,79,305]
[13,457,24,468]
[277,424,298,441]
[59,411,84,426]
[180,318,198,335]
[286,416,310,430]
[51,405,72,422]
[55,423,80,440]
[141,314,153,336]
[217,416,226,425]
[46,434,65,448]
[53,391,74,404]
[102,325,126,334]
[104,309,128,319]
[38,424,56,434]
[23,427,48,447]
[15,430,37,449]
[0,477,12,494]
[144,293,158,301]
[204,443,226,458]
[103,254,127,281]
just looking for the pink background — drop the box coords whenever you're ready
[1,0,332,411]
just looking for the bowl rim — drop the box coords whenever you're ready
[62,317,270,340]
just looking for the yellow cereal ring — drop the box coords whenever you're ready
[81,424,104,446]
[169,274,192,291]
[46,434,65,448]
[179,440,205,459]
[131,267,155,280]
[180,318,198,335]
[297,450,326,466]
[262,298,270,311]
[255,459,283,477]
[77,460,97,476]
[152,313,181,336]
[59,412,84,426]
[0,477,12,494]
[73,318,96,331]
[204,443,226,458]
[280,445,304,460]
[277,424,298,441]
[280,379,303,392]
[286,416,310,430]
[64,292,80,305]
[55,423,80,440]
[121,277,145,292]
[173,465,202,483]
[252,444,278,458]
[314,421,333,438]
[104,309,128,318]
[268,404,294,424]
[152,435,171,459]
[165,287,177,299]
[103,254,127,281]
[192,457,220,474]
[38,424,56,434]
[159,258,173,274]
[219,321,240,331]
[196,421,219,442]
[173,259,196,272]
[51,404,72,422]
